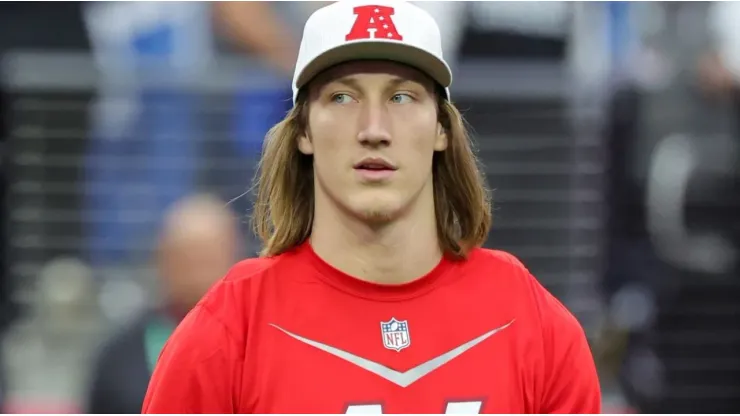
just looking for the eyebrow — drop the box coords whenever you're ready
[328,76,421,92]
[331,76,363,91]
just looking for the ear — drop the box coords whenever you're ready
[298,131,314,155]
[433,123,448,151]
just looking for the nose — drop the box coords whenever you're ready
[356,101,392,147]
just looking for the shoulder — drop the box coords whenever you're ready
[201,254,287,301]
[201,250,301,306]
[193,251,303,340]
[466,248,583,334]
[468,247,528,272]
[152,251,304,371]
[464,247,534,291]
[217,248,308,287]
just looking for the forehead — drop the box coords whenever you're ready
[311,60,436,90]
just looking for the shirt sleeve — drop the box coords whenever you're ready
[142,304,243,413]
[537,282,602,414]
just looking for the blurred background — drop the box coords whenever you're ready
[0,1,738,413]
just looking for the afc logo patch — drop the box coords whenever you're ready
[346,5,403,42]
[380,317,410,352]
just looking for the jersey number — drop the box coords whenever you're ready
[346,401,482,414]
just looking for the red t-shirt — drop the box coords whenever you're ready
[142,242,601,414]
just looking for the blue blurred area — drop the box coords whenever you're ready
[82,10,291,267]
[84,15,198,267]
[84,90,198,267]
[233,87,292,156]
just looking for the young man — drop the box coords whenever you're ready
[142,1,601,413]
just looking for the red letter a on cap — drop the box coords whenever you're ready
[345,5,403,41]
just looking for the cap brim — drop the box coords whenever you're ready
[295,40,452,95]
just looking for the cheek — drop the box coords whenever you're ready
[395,114,438,169]
[309,113,353,172]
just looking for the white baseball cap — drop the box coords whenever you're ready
[292,0,452,104]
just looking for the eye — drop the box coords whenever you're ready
[331,93,354,104]
[390,93,413,104]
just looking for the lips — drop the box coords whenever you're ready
[354,157,397,181]
[353,157,397,171]
[357,163,392,170]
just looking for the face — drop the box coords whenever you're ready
[299,61,448,224]
[160,215,238,311]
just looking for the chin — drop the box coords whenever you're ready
[347,192,406,224]
[357,207,397,224]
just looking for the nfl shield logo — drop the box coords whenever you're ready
[380,318,411,352]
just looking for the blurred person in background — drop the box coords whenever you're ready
[81,1,301,266]
[85,193,239,414]
[142,1,599,413]
[599,3,740,412]
[0,3,89,410]
[213,1,303,75]
[701,2,740,99]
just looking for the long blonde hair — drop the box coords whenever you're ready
[252,89,492,258]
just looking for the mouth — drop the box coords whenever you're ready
[354,157,397,180]
[353,158,398,172]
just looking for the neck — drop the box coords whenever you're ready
[310,185,442,285]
